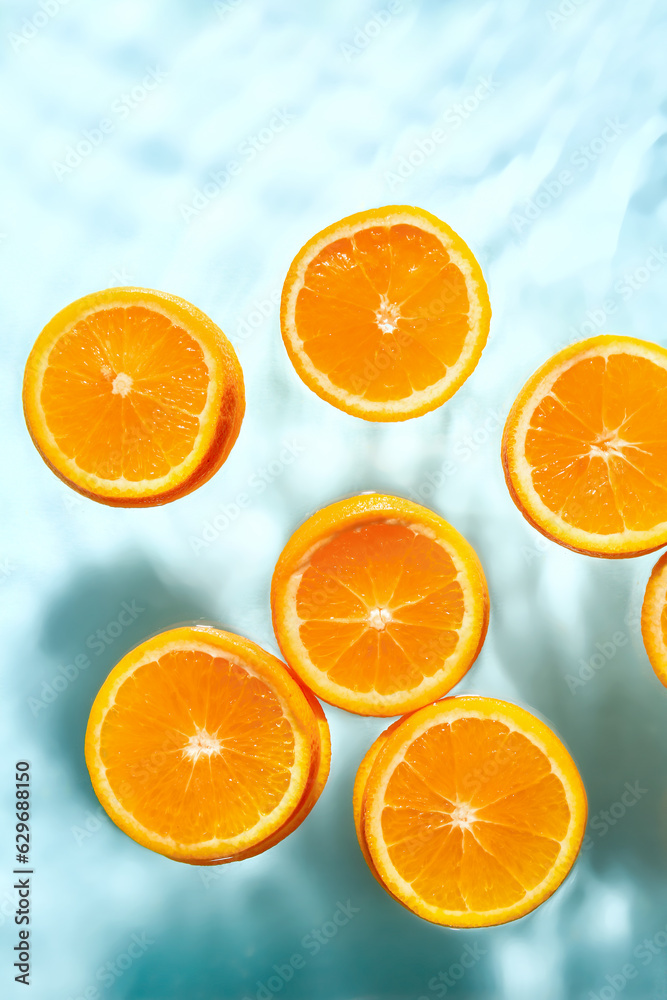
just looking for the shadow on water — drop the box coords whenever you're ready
[268,745,495,1000]
[77,702,497,1000]
[92,749,497,1000]
[25,551,219,806]
[42,547,666,1000]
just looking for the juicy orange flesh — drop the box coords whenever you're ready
[296,521,464,696]
[380,718,570,911]
[525,353,667,533]
[41,306,210,481]
[295,224,470,401]
[99,649,295,845]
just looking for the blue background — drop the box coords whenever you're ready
[1,1,666,998]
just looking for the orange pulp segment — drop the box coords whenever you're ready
[23,287,244,506]
[281,206,491,420]
[227,683,332,863]
[502,336,667,556]
[359,696,587,927]
[271,494,489,716]
[85,626,329,864]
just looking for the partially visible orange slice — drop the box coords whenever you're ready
[356,696,587,927]
[271,494,489,716]
[85,626,329,864]
[23,287,244,506]
[641,551,667,688]
[502,336,667,557]
[281,206,491,421]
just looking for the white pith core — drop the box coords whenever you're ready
[111,372,133,396]
[588,427,631,461]
[375,297,401,335]
[183,728,222,761]
[368,607,392,630]
[449,802,477,831]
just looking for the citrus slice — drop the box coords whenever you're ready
[502,335,667,557]
[280,206,491,421]
[641,551,667,688]
[23,287,244,506]
[85,626,329,864]
[271,494,489,716]
[357,696,587,927]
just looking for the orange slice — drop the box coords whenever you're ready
[271,494,489,716]
[641,551,667,688]
[502,335,667,557]
[280,206,491,421]
[85,626,329,864]
[356,696,587,927]
[23,287,244,506]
